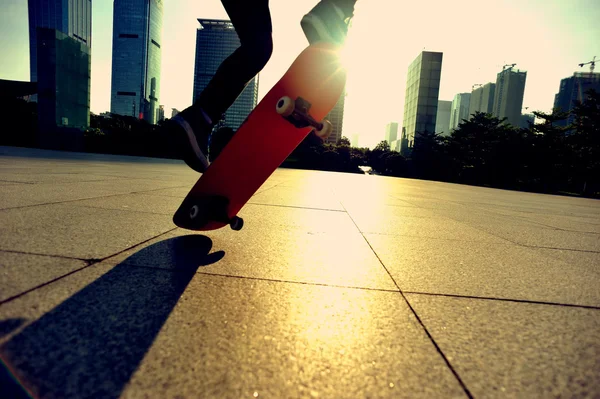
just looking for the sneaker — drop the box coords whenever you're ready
[165,114,211,173]
[209,127,236,162]
[301,0,351,45]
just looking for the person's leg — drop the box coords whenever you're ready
[166,0,273,172]
[301,0,357,45]
[181,0,273,129]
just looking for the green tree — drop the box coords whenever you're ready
[569,89,600,195]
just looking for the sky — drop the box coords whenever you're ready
[1,0,599,149]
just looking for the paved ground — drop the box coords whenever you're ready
[0,145,599,398]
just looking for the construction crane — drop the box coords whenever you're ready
[578,56,596,73]
[502,63,516,71]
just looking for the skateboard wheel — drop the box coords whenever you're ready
[230,216,244,231]
[276,96,295,117]
[315,119,333,140]
[189,205,200,219]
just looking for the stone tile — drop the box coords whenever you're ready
[366,234,600,307]
[0,251,87,302]
[109,205,396,291]
[121,276,466,398]
[406,294,600,398]
[72,193,182,215]
[347,206,507,243]
[248,185,344,210]
[0,172,125,184]
[513,213,600,234]
[0,203,175,259]
[469,221,600,251]
[0,257,465,398]
[140,186,192,199]
[0,183,122,209]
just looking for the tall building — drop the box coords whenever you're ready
[435,100,452,135]
[110,0,163,124]
[400,51,443,154]
[27,0,92,149]
[450,93,471,130]
[520,113,535,129]
[157,105,165,122]
[324,92,346,144]
[469,82,496,116]
[351,134,359,147]
[28,0,92,89]
[193,19,258,131]
[493,66,527,127]
[553,72,600,127]
[385,122,398,145]
[171,108,180,118]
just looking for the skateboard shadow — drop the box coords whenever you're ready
[0,234,224,399]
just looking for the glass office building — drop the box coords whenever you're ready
[492,66,527,127]
[28,0,92,88]
[400,51,443,154]
[469,83,496,116]
[449,93,471,131]
[193,19,258,131]
[36,28,91,148]
[553,72,600,127]
[110,0,163,124]
[435,100,452,136]
[324,92,346,144]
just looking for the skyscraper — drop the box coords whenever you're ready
[324,92,346,144]
[385,122,398,145]
[450,93,471,131]
[157,105,165,122]
[469,83,496,116]
[435,100,452,135]
[192,19,259,131]
[28,0,92,88]
[110,0,163,124]
[28,0,92,148]
[493,66,527,127]
[400,51,443,154]
[553,72,600,127]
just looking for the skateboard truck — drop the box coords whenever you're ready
[276,96,333,140]
[181,195,244,231]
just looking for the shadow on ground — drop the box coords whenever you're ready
[0,235,224,399]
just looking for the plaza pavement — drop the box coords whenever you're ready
[0,145,598,398]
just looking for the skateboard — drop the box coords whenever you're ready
[173,41,347,231]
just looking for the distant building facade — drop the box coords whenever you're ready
[110,0,163,124]
[469,82,496,116]
[28,0,92,91]
[493,66,527,127]
[450,93,471,131]
[553,72,600,127]
[325,92,346,144]
[385,122,399,145]
[157,105,165,122]
[435,100,452,135]
[28,0,92,149]
[193,19,258,131]
[520,113,535,129]
[400,51,443,154]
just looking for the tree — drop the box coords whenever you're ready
[337,136,351,146]
[446,112,522,187]
[569,89,600,195]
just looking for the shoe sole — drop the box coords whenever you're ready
[173,115,210,173]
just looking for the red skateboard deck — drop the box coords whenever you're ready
[173,41,346,231]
